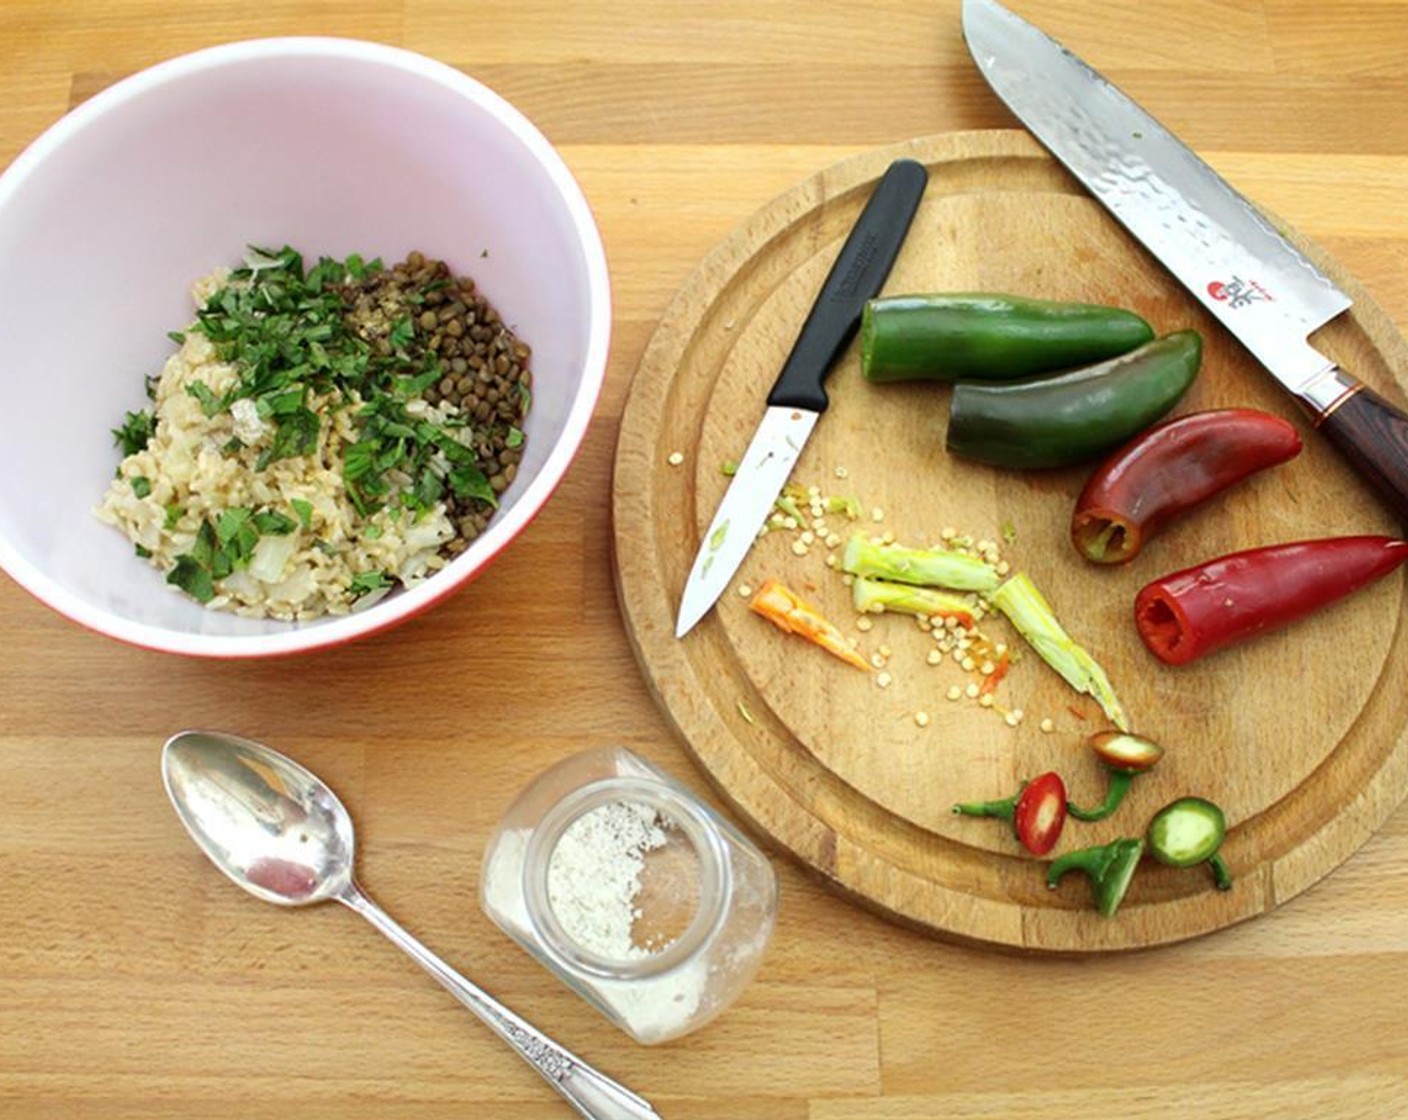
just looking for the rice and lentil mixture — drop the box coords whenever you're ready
[96,247,531,620]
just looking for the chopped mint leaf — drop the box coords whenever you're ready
[186,380,224,418]
[167,555,214,603]
[253,509,296,536]
[112,410,155,456]
[349,570,391,594]
[388,316,415,352]
[131,477,152,499]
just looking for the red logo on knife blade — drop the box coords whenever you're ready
[1208,276,1273,308]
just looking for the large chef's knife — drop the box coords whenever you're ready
[963,0,1408,524]
[675,159,928,638]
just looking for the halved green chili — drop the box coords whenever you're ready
[1147,796,1232,890]
[1046,837,1145,917]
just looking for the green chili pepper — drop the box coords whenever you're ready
[1046,837,1145,917]
[1147,796,1232,890]
[1067,731,1165,822]
[859,293,1154,383]
[946,330,1202,469]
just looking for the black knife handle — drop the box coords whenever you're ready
[766,158,928,413]
[1308,370,1408,524]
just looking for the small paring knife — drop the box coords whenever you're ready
[674,158,929,638]
[963,0,1408,525]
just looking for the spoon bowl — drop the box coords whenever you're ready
[163,731,354,906]
[161,730,659,1120]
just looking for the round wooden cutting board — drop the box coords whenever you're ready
[612,131,1408,952]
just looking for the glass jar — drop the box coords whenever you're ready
[479,746,778,1045]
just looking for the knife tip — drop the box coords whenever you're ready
[674,610,701,640]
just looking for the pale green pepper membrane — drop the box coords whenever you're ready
[851,575,977,620]
[842,532,1000,593]
[990,571,1130,730]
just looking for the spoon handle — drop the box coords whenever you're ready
[339,884,662,1120]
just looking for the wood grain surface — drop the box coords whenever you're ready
[613,130,1408,952]
[3,3,1408,1118]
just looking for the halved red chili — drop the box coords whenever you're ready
[1072,409,1302,565]
[953,770,1068,856]
[1135,536,1408,666]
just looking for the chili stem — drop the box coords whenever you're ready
[1067,770,1133,822]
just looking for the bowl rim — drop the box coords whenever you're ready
[0,36,612,658]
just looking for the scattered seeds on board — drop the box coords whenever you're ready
[1040,718,1055,734]
[667,451,684,466]
[737,583,753,598]
[741,476,1054,730]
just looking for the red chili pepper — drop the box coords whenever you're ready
[1012,772,1068,856]
[1072,409,1302,565]
[1135,536,1408,665]
[953,770,1068,856]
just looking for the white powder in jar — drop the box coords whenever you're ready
[546,799,673,959]
[479,796,719,1043]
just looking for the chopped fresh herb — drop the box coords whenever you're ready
[164,503,183,530]
[112,410,155,456]
[135,544,152,559]
[214,507,249,542]
[350,570,392,594]
[186,380,224,418]
[505,426,525,450]
[167,554,214,603]
[364,524,384,541]
[253,509,296,536]
[144,374,160,401]
[255,406,319,469]
[221,436,245,455]
[290,499,314,530]
[414,469,444,510]
[449,462,496,506]
[388,316,415,352]
[131,477,152,499]
[722,459,739,476]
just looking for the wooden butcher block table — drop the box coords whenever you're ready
[4,3,1408,1118]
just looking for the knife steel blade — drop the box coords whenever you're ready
[963,0,1408,524]
[675,158,928,638]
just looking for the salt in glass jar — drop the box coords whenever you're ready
[479,746,778,1044]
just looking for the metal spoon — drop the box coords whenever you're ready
[161,730,662,1120]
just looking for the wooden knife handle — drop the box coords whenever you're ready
[1311,371,1408,525]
